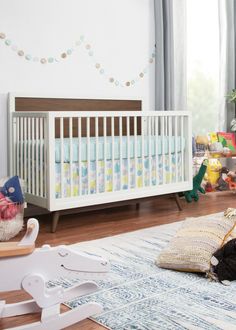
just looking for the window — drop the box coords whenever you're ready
[187,0,220,135]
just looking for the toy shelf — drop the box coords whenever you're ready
[194,152,236,159]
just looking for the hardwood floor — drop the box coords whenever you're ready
[0,192,235,330]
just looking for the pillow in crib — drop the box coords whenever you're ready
[156,211,236,273]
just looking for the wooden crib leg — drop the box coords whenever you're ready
[174,193,182,211]
[51,211,60,233]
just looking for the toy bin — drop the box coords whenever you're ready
[0,202,24,241]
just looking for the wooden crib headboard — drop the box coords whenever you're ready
[11,95,142,136]
[14,97,141,112]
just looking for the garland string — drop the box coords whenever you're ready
[0,32,155,87]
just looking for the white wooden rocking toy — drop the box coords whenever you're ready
[0,218,110,330]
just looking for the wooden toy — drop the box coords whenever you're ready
[0,218,110,329]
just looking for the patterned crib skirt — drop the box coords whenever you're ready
[55,154,182,198]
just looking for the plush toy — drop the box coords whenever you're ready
[195,136,209,156]
[216,167,230,191]
[184,159,208,202]
[206,159,222,186]
[196,136,209,145]
[0,176,24,241]
[210,238,236,284]
[205,182,213,192]
[225,175,236,190]
[209,142,223,152]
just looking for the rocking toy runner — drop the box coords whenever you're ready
[0,218,110,330]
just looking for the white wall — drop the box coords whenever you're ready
[0,0,155,177]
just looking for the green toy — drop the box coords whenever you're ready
[184,159,208,202]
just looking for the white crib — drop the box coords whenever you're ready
[9,96,192,231]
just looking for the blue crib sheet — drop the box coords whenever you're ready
[55,136,185,163]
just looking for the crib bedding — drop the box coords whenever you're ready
[55,136,185,163]
[55,153,183,198]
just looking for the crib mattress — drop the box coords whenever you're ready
[55,136,185,163]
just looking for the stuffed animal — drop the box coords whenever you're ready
[205,181,213,192]
[184,159,208,202]
[196,136,209,145]
[210,239,236,284]
[0,176,24,241]
[206,159,222,186]
[209,142,223,152]
[222,170,236,190]
[195,136,209,156]
[216,167,230,191]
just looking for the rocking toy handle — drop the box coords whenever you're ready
[18,219,39,246]
[26,223,35,236]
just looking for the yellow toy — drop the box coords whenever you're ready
[205,159,222,186]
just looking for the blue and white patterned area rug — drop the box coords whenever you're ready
[64,213,236,330]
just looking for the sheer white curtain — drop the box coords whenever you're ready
[218,0,235,130]
[154,0,186,111]
[187,0,220,135]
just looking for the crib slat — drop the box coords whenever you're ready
[181,116,184,181]
[69,117,73,197]
[119,116,122,191]
[134,116,137,188]
[111,116,115,191]
[31,118,35,195]
[27,118,31,194]
[95,117,99,194]
[161,116,165,185]
[78,117,82,196]
[127,116,130,190]
[23,117,27,191]
[141,117,145,188]
[168,116,172,184]
[104,117,107,192]
[39,118,43,197]
[60,117,64,198]
[13,117,16,176]
[148,116,151,187]
[43,118,47,198]
[87,117,90,195]
[155,116,159,186]
[175,116,178,182]
[35,118,39,196]
[20,118,23,180]
[15,117,19,176]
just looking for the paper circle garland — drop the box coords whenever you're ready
[0,31,155,87]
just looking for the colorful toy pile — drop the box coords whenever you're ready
[193,132,236,192]
[194,132,236,158]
